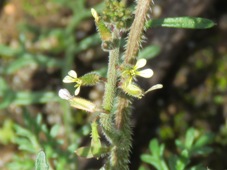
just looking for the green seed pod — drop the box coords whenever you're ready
[69,97,97,113]
[80,72,100,86]
[120,82,144,99]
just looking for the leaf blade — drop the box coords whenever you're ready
[146,17,216,29]
[35,151,49,170]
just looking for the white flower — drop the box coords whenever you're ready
[63,70,82,95]
[58,88,98,112]
[122,59,153,84]
[58,89,73,100]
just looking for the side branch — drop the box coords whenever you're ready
[124,0,152,64]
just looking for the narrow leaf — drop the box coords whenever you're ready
[146,17,216,29]
[4,53,62,74]
[194,133,214,147]
[138,45,161,60]
[0,45,20,58]
[185,128,195,149]
[50,124,60,138]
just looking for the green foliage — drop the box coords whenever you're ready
[7,113,78,170]
[0,0,217,169]
[35,151,49,170]
[0,119,15,144]
[140,128,214,170]
[138,45,161,60]
[146,17,216,29]
[141,139,169,170]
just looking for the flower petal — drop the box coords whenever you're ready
[137,69,153,78]
[135,59,147,69]
[58,89,73,100]
[145,84,163,94]
[74,86,80,95]
[68,70,77,78]
[63,76,75,83]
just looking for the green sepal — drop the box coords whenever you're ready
[96,20,112,42]
[80,72,101,86]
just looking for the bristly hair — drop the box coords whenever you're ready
[123,0,153,64]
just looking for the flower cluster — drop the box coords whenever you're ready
[58,70,101,113]
[122,58,153,82]
[120,59,162,98]
[63,70,82,95]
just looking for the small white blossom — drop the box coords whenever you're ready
[58,89,73,100]
[123,59,153,82]
[63,70,82,95]
[63,70,78,83]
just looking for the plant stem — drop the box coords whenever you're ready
[124,0,152,64]
[107,0,152,169]
[101,30,120,140]
[110,94,132,170]
[102,46,119,112]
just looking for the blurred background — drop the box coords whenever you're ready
[0,0,227,169]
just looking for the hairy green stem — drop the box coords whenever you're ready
[124,0,152,64]
[102,46,119,111]
[106,0,152,169]
[110,94,132,170]
[101,30,121,143]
